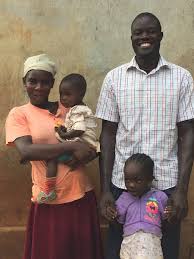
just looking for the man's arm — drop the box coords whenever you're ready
[99,120,118,221]
[169,119,194,222]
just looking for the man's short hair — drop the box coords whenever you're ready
[131,12,162,32]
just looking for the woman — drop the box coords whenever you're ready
[5,54,103,259]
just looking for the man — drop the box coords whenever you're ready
[96,12,194,259]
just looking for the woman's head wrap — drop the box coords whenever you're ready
[23,54,56,77]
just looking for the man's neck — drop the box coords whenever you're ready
[135,54,160,74]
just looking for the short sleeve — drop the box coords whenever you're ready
[95,72,119,122]
[69,113,86,131]
[5,107,31,146]
[177,72,194,122]
[115,192,129,224]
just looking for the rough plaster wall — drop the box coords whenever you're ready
[0,0,194,257]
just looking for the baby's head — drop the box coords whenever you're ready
[59,73,86,108]
[124,153,154,197]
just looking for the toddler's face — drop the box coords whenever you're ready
[59,81,83,108]
[124,162,152,197]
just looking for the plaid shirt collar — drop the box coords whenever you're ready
[126,56,170,74]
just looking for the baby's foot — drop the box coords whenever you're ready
[37,191,49,204]
[37,190,57,204]
[47,190,57,201]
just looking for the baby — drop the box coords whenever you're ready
[37,73,100,203]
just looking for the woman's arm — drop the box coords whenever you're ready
[14,135,95,162]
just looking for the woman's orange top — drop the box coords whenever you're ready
[5,102,93,204]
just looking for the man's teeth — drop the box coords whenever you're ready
[140,43,151,47]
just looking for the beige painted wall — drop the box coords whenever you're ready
[0,1,194,258]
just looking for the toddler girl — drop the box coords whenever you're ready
[108,153,169,259]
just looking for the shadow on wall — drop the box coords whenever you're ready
[177,49,194,76]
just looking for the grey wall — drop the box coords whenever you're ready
[0,1,194,258]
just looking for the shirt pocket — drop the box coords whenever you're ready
[153,88,179,131]
[117,87,142,129]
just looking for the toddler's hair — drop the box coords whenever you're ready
[125,153,154,179]
[60,73,86,97]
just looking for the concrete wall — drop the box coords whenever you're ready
[0,1,194,258]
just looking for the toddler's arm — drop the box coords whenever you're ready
[115,192,129,224]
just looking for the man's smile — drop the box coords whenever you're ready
[139,42,152,48]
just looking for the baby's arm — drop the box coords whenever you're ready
[56,107,87,140]
[47,159,58,178]
[56,126,84,140]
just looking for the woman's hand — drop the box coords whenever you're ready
[71,141,97,164]
[72,141,96,161]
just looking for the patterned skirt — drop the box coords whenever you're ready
[23,191,104,259]
[120,231,163,259]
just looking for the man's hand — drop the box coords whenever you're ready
[167,189,188,223]
[164,205,174,222]
[100,191,116,222]
[107,206,118,221]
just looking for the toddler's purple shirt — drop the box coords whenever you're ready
[115,189,168,237]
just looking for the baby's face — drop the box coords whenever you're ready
[59,81,83,108]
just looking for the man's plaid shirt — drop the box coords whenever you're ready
[96,56,194,190]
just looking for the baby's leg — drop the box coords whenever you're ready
[37,160,57,204]
[47,159,58,178]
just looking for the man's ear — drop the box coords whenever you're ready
[160,31,163,41]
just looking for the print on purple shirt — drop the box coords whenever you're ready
[116,189,168,237]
